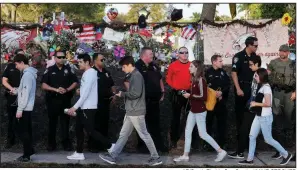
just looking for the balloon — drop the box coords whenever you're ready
[50,48,55,52]
[289,52,296,61]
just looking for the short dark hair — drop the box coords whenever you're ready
[141,47,152,57]
[55,50,66,57]
[77,53,91,65]
[256,68,269,84]
[248,55,262,67]
[211,54,222,64]
[93,53,104,61]
[14,54,29,64]
[245,37,258,47]
[14,49,24,55]
[119,56,135,67]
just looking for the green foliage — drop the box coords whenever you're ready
[124,4,166,23]
[2,4,106,23]
[190,12,201,22]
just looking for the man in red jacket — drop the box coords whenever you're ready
[166,47,192,148]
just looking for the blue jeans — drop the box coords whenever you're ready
[248,114,288,161]
[184,111,220,153]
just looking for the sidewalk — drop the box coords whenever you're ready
[1,151,296,167]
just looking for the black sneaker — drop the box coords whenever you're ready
[280,153,293,166]
[228,152,244,159]
[16,156,30,162]
[238,160,254,165]
[147,157,163,166]
[272,152,282,159]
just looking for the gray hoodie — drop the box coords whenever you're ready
[17,67,37,112]
[120,69,146,116]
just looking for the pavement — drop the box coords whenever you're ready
[1,151,296,167]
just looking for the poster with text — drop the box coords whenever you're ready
[203,19,288,68]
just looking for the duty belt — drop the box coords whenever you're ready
[273,84,294,93]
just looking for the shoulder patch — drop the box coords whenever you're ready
[233,57,239,63]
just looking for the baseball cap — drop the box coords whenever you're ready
[279,44,290,51]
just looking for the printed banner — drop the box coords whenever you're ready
[203,19,288,67]
[1,27,38,52]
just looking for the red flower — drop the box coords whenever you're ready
[288,33,296,46]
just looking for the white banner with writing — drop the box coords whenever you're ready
[203,19,288,68]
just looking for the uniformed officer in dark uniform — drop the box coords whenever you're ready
[228,37,260,158]
[88,53,115,152]
[205,55,230,149]
[41,51,78,151]
[1,49,24,148]
[267,44,296,159]
[135,47,168,153]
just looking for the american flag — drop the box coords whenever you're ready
[75,24,96,44]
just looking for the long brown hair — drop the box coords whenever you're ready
[191,60,204,82]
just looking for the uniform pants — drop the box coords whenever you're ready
[137,98,167,152]
[272,89,295,148]
[47,98,71,148]
[76,109,111,153]
[206,99,228,148]
[88,98,111,150]
[16,111,34,158]
[234,82,251,141]
[170,90,192,144]
[6,94,18,144]
[236,111,255,153]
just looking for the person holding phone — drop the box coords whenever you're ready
[238,68,292,166]
[173,60,227,163]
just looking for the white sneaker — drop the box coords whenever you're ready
[67,151,85,160]
[107,143,115,153]
[215,150,227,162]
[173,155,189,162]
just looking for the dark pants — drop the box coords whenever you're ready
[76,109,111,153]
[6,94,18,144]
[137,98,167,152]
[236,112,255,153]
[17,111,33,158]
[47,98,71,148]
[206,99,227,148]
[170,90,193,144]
[234,82,251,141]
[89,98,111,150]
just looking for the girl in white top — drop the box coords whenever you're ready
[239,68,292,166]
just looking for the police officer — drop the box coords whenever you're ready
[88,53,115,152]
[205,55,230,149]
[135,47,168,153]
[228,37,260,158]
[42,51,78,151]
[1,49,24,148]
[267,44,296,159]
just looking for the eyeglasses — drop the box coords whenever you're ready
[56,56,66,59]
[179,51,189,54]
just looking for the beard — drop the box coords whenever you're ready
[280,55,287,59]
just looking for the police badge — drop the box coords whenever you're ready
[64,69,69,74]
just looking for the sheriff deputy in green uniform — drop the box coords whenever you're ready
[267,44,296,159]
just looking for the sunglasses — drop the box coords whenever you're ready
[179,51,189,54]
[56,56,66,59]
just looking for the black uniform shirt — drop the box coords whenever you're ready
[232,49,258,83]
[205,66,231,100]
[135,59,162,100]
[42,64,78,99]
[92,66,114,101]
[2,63,21,88]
